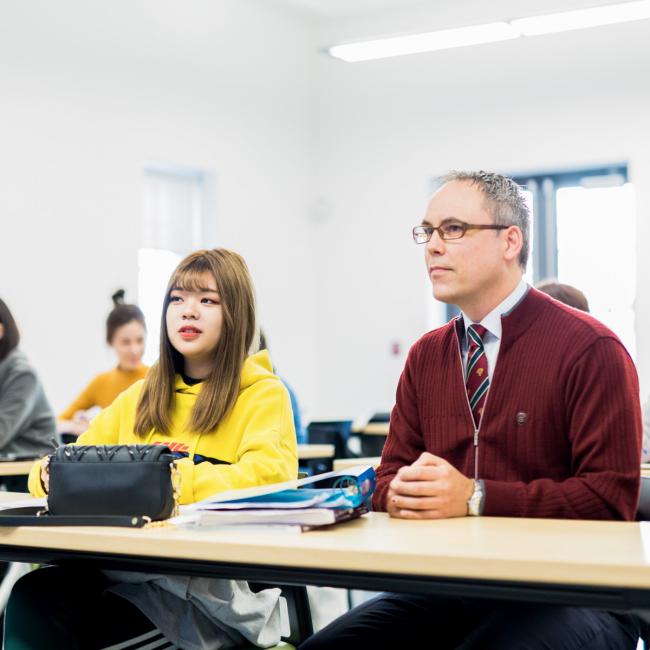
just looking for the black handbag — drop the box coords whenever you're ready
[0,444,181,528]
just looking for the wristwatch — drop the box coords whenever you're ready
[467,479,484,516]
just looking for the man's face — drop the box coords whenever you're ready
[422,181,511,311]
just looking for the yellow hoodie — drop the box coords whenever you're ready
[29,350,298,503]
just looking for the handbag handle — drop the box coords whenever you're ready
[0,507,150,528]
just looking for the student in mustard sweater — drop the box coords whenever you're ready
[6,249,298,650]
[58,290,148,436]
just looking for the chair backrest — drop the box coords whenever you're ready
[249,583,313,646]
[307,421,353,459]
[360,435,386,457]
[636,476,650,521]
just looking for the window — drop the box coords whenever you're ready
[555,182,636,356]
[138,165,209,365]
[512,166,636,356]
[138,248,181,365]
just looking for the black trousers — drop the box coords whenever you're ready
[298,593,641,650]
[3,565,174,649]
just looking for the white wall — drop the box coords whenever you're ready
[0,0,319,415]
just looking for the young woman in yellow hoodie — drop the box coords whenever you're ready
[6,249,298,650]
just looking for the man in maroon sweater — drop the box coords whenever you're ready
[300,172,642,649]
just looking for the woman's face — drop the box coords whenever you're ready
[165,271,223,378]
[111,320,146,371]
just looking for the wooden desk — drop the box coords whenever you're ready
[352,423,388,456]
[297,444,335,460]
[0,461,34,477]
[0,452,335,479]
[335,461,650,475]
[354,423,389,436]
[333,457,381,472]
[0,452,333,471]
[1,493,650,616]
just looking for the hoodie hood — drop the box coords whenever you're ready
[240,349,275,389]
[174,349,275,395]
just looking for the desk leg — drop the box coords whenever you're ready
[282,585,314,646]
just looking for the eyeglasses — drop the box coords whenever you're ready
[412,219,509,244]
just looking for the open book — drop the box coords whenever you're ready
[175,465,375,529]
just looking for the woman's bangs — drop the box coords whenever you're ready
[168,256,216,294]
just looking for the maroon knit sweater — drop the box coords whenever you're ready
[374,288,641,520]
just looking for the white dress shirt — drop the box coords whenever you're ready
[461,280,529,381]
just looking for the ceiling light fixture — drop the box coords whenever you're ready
[329,22,518,62]
[328,0,650,62]
[512,0,650,35]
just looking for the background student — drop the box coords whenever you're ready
[536,279,590,312]
[535,280,648,464]
[5,248,297,650]
[58,289,148,436]
[259,328,307,444]
[0,298,56,492]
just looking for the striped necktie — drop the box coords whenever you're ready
[466,324,489,427]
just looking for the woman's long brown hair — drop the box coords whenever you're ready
[134,249,257,435]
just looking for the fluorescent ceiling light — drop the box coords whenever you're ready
[329,22,518,62]
[328,0,650,62]
[512,0,650,35]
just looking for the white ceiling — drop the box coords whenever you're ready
[270,0,430,18]
[273,0,625,19]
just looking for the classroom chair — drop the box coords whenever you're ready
[307,421,354,460]
[359,412,389,456]
[636,478,650,648]
[637,476,650,522]
[240,584,313,649]
[0,563,32,614]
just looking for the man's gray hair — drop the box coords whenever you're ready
[440,170,530,269]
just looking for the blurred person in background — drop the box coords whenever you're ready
[0,297,56,491]
[259,329,306,444]
[535,281,649,463]
[536,279,590,312]
[58,290,147,437]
